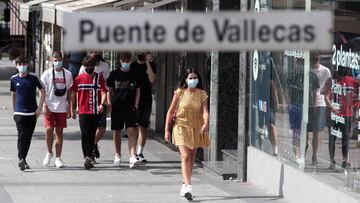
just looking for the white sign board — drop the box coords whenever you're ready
[63,11,333,51]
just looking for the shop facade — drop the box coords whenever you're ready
[18,0,360,201]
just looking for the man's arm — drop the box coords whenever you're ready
[11,92,16,111]
[70,91,77,119]
[146,56,156,83]
[107,88,112,113]
[36,88,46,118]
[135,87,140,109]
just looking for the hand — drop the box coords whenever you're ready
[71,109,77,119]
[35,107,42,118]
[43,105,49,115]
[145,54,153,62]
[97,104,104,113]
[201,124,209,134]
[66,108,71,119]
[107,104,112,113]
[164,130,171,143]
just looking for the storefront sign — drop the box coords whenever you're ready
[63,11,333,51]
[332,44,359,70]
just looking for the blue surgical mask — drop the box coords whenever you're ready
[121,63,130,70]
[187,79,198,88]
[17,65,28,73]
[53,61,63,69]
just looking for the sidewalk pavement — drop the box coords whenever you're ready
[0,81,286,203]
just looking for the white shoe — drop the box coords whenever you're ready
[129,156,140,169]
[55,158,65,168]
[183,185,193,201]
[43,152,53,166]
[113,154,121,167]
[180,184,186,196]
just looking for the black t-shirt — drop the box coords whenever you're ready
[132,61,157,103]
[107,67,139,112]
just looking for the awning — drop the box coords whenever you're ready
[55,0,120,27]
[41,0,74,24]
[19,0,52,22]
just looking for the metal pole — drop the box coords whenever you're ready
[209,0,219,162]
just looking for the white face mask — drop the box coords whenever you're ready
[187,79,199,88]
[53,61,63,69]
[17,65,28,73]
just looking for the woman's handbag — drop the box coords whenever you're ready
[168,89,183,141]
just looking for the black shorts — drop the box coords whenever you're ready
[97,106,107,128]
[138,101,152,128]
[111,108,139,130]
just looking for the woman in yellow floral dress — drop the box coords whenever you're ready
[165,69,210,201]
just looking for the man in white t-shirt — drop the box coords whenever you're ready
[41,51,73,168]
[308,52,332,165]
[79,51,110,162]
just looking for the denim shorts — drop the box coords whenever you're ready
[308,106,326,131]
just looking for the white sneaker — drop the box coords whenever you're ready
[113,154,121,167]
[55,158,65,168]
[183,185,193,201]
[43,152,53,166]
[129,156,140,169]
[180,183,186,196]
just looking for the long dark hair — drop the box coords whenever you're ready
[179,68,203,89]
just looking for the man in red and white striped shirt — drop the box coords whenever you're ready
[70,56,107,170]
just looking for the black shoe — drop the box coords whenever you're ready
[18,159,26,171]
[311,157,320,166]
[123,134,128,138]
[136,153,147,163]
[93,144,100,158]
[84,158,93,170]
[184,192,193,201]
[329,160,336,169]
[341,161,351,169]
[24,160,30,169]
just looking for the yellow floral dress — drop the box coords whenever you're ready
[172,88,210,149]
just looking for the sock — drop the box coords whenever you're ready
[136,145,143,155]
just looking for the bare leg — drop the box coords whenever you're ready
[312,131,321,160]
[45,127,54,153]
[137,126,147,147]
[113,130,121,155]
[95,127,106,144]
[178,146,194,185]
[189,149,197,178]
[54,127,63,157]
[269,124,278,154]
[127,127,138,158]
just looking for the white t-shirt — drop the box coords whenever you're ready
[311,64,332,107]
[41,68,73,113]
[79,61,110,80]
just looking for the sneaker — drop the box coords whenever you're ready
[93,144,100,158]
[113,154,121,167]
[311,157,321,166]
[84,158,93,170]
[129,156,140,169]
[24,160,30,169]
[43,152,53,166]
[342,161,351,169]
[91,155,96,164]
[183,185,193,201]
[136,153,147,163]
[55,158,65,168]
[18,159,26,171]
[180,183,186,197]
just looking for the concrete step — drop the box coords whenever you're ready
[202,161,238,180]
[222,149,238,162]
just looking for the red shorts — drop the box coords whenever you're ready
[44,111,67,128]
